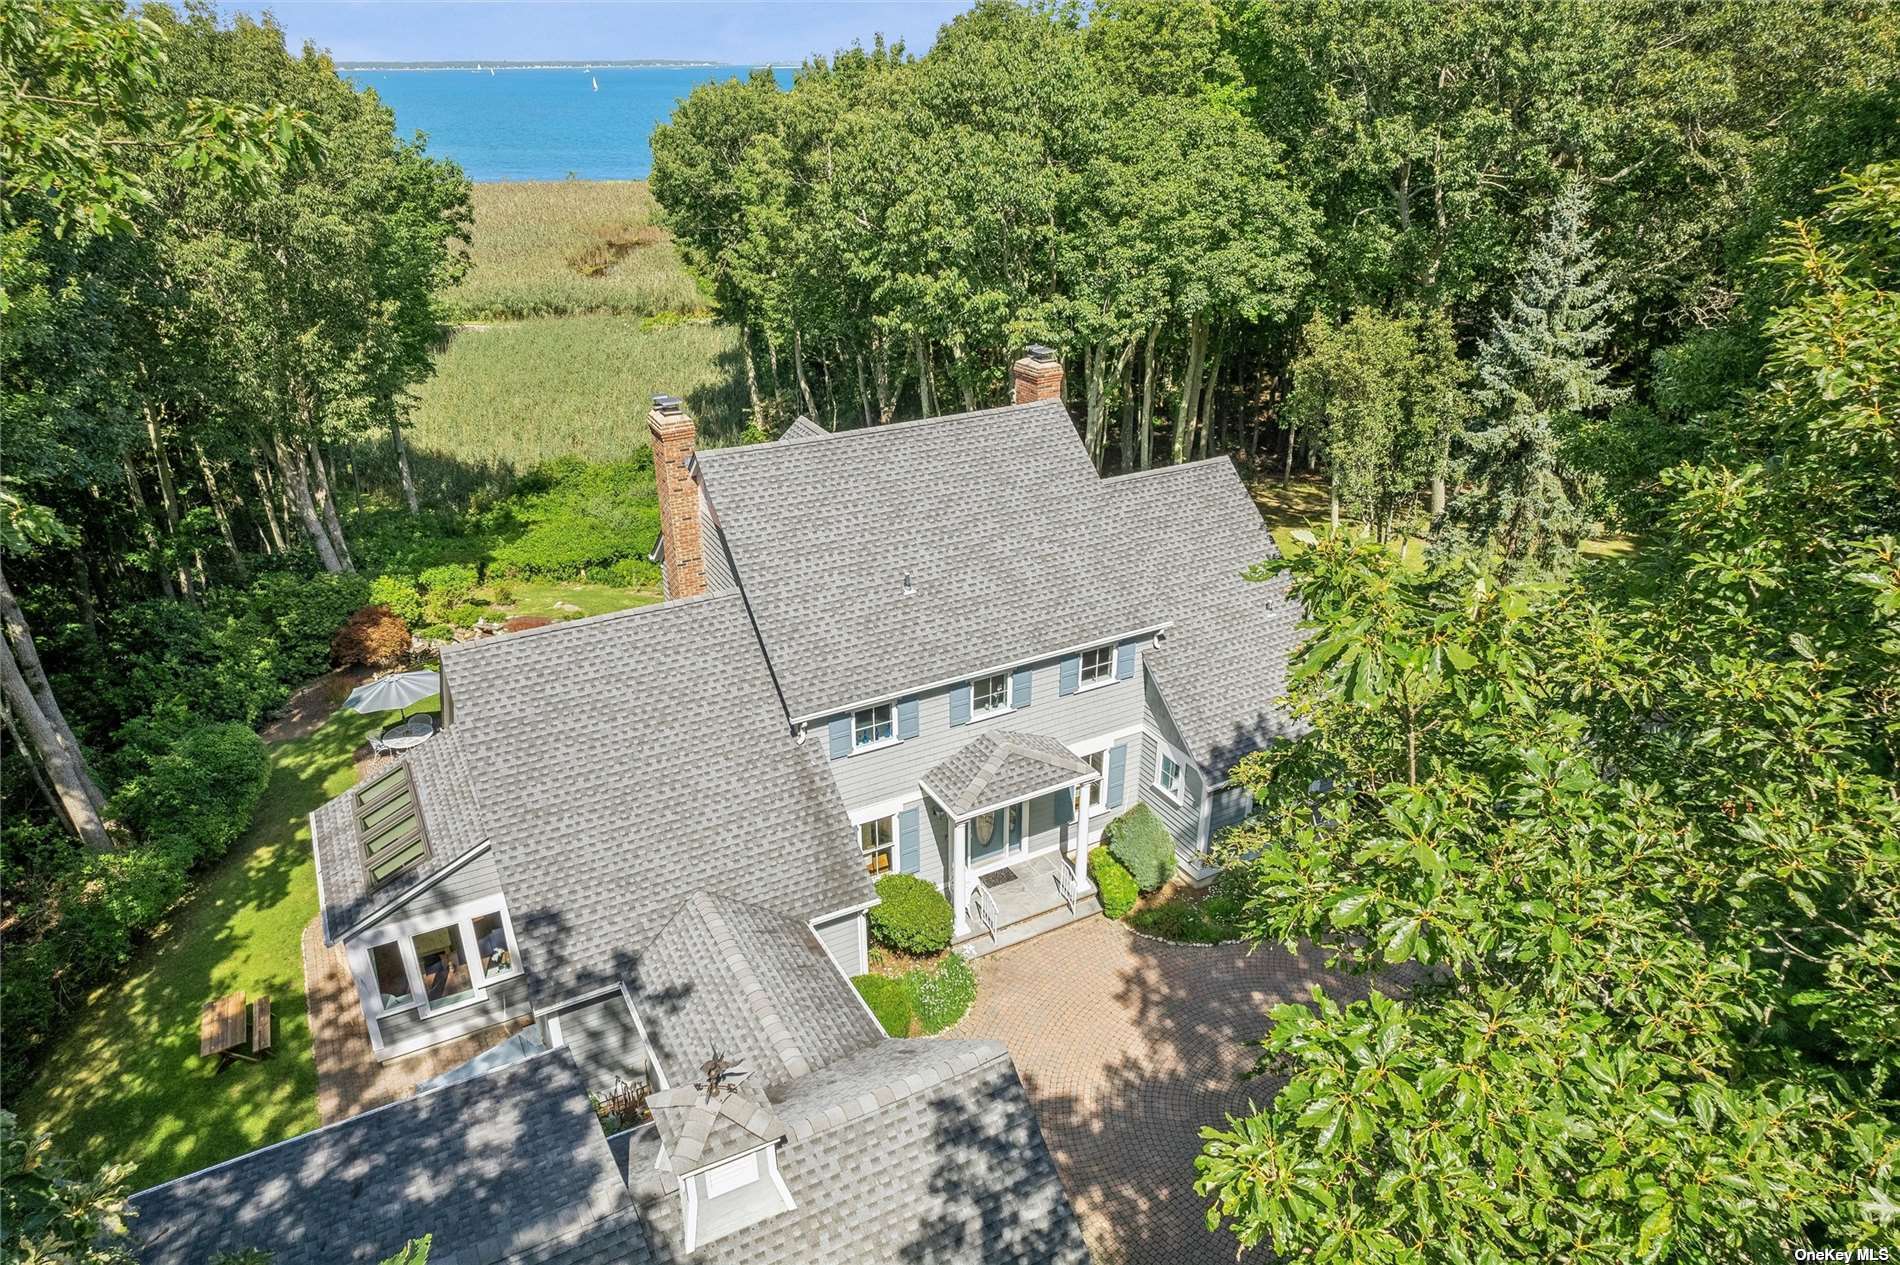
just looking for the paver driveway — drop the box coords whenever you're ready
[956,916,1384,1265]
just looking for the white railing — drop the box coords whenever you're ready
[969,884,1000,941]
[1053,865,1078,914]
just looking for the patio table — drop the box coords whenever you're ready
[380,715,437,752]
[200,991,248,1069]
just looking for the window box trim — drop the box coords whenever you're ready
[968,671,1014,722]
[349,894,523,1022]
[1153,739,1191,806]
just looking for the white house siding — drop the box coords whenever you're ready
[821,638,1152,811]
[812,910,867,977]
[369,973,531,1061]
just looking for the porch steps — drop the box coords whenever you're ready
[955,894,1103,959]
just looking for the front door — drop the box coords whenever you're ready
[967,804,1027,870]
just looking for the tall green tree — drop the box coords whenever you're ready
[1284,308,1465,541]
[1195,163,1900,1265]
[1449,180,1625,570]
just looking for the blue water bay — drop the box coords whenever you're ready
[347,66,795,181]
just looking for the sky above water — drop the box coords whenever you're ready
[212,1,972,65]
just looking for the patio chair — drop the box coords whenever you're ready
[368,735,394,757]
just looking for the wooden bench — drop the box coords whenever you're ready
[250,996,272,1058]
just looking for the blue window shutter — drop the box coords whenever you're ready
[898,804,921,873]
[1053,789,1074,825]
[897,697,920,740]
[1105,742,1127,808]
[827,717,850,759]
[950,684,971,727]
[1115,640,1137,681]
[1058,655,1081,696]
[1011,666,1033,708]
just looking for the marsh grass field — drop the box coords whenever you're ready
[444,181,707,320]
[350,180,747,500]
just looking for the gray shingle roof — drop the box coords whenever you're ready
[777,416,828,443]
[648,1080,786,1174]
[128,1049,650,1265]
[1106,460,1309,774]
[632,892,883,1093]
[694,400,1167,721]
[438,593,874,1008]
[310,729,491,943]
[920,730,1096,819]
[629,1039,1091,1265]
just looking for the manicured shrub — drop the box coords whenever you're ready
[417,562,480,600]
[904,954,977,1034]
[1089,847,1139,919]
[442,603,486,629]
[331,605,412,668]
[602,556,660,588]
[867,873,954,955]
[110,713,270,868]
[243,571,371,684]
[1104,803,1176,893]
[853,975,912,1037]
[415,623,455,642]
[368,573,424,626]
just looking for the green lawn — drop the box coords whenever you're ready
[7,699,400,1191]
[486,580,659,621]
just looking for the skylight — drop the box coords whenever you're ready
[357,764,430,888]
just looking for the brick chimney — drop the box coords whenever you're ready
[1011,344,1063,404]
[648,395,705,600]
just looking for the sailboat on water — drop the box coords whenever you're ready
[591,75,599,91]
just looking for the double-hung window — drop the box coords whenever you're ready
[859,816,896,875]
[1155,747,1186,803]
[971,672,1010,719]
[1079,644,1115,688]
[1075,750,1107,814]
[853,704,895,749]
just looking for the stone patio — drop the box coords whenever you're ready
[954,916,1388,1265]
[300,914,528,1124]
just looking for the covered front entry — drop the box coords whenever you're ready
[920,731,1099,938]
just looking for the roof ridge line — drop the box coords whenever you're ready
[697,399,1067,463]
[1101,455,1238,484]
[780,1041,1015,1141]
[694,894,814,1081]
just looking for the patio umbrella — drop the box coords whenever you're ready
[343,670,441,720]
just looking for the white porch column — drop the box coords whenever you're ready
[950,818,969,936]
[1072,788,1093,894]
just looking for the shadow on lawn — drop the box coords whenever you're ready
[11,697,386,1191]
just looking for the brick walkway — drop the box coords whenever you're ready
[300,914,528,1124]
[955,917,1384,1265]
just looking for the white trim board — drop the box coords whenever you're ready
[790,622,1170,727]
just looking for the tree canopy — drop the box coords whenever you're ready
[1196,163,1900,1263]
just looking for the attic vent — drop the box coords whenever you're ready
[902,571,915,596]
[355,764,431,888]
[651,393,684,416]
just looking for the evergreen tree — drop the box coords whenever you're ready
[1450,179,1626,569]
